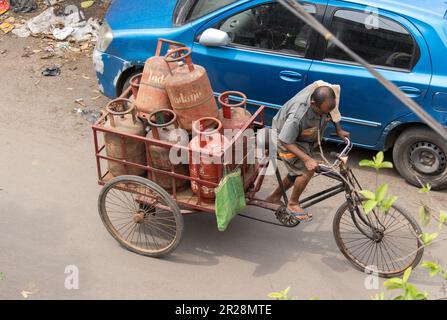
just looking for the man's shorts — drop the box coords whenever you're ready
[277,144,320,177]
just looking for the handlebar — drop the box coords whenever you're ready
[318,138,353,172]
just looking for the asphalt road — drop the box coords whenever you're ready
[1,36,446,300]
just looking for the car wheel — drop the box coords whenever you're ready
[120,69,142,96]
[393,127,447,190]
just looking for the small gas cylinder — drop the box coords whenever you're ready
[218,91,253,173]
[146,109,190,191]
[164,47,219,132]
[104,98,147,177]
[218,91,252,130]
[189,117,229,203]
[135,38,186,117]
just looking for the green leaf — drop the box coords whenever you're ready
[419,184,432,194]
[383,278,404,290]
[281,287,291,296]
[81,1,95,8]
[359,159,375,168]
[420,232,439,246]
[380,196,398,212]
[359,189,376,200]
[421,261,442,277]
[372,293,385,300]
[0,272,4,281]
[414,292,428,300]
[402,267,412,284]
[375,183,389,203]
[379,161,393,169]
[439,211,447,229]
[363,200,378,214]
[419,206,431,227]
[374,151,384,165]
[267,292,283,299]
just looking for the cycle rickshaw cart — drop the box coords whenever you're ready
[92,87,424,278]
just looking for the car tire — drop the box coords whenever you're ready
[393,127,447,190]
[120,69,142,96]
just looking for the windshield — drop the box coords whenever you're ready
[173,0,239,25]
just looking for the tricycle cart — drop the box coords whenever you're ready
[93,87,424,278]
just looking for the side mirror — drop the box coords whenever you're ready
[199,28,231,47]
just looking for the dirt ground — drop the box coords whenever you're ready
[0,26,447,299]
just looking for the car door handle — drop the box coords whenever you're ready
[399,86,422,98]
[279,71,303,82]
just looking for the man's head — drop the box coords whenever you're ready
[310,86,336,114]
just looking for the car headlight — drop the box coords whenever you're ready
[96,22,113,52]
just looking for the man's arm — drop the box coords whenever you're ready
[280,141,319,171]
[333,121,350,140]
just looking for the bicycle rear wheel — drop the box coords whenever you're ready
[98,175,183,257]
[333,198,423,278]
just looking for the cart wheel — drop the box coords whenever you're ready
[275,205,300,227]
[333,198,423,278]
[98,175,183,257]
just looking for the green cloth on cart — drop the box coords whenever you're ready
[215,168,246,232]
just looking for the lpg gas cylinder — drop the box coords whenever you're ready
[218,91,253,173]
[218,91,252,130]
[104,98,147,177]
[189,117,229,203]
[146,109,190,191]
[129,73,142,99]
[164,47,219,132]
[135,38,186,117]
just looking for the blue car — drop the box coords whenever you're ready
[93,0,447,189]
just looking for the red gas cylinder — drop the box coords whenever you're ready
[218,91,253,173]
[218,91,252,130]
[103,98,147,177]
[189,118,229,203]
[129,73,142,99]
[164,47,219,132]
[135,38,186,117]
[146,109,190,191]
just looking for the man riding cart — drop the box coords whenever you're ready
[266,81,350,222]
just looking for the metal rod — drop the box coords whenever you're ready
[301,186,346,209]
[278,0,447,140]
[300,183,345,204]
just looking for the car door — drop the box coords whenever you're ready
[308,1,432,147]
[190,0,329,122]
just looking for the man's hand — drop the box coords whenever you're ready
[334,122,350,140]
[304,158,319,171]
[336,128,350,140]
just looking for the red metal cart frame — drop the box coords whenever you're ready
[92,87,269,214]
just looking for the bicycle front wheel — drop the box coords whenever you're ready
[333,199,424,278]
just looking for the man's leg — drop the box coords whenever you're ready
[265,175,294,204]
[287,170,315,213]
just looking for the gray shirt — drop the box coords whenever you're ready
[272,88,330,156]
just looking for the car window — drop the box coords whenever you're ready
[326,10,419,70]
[186,0,239,22]
[212,2,317,56]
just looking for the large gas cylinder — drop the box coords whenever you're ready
[104,98,147,177]
[135,38,186,117]
[146,109,190,191]
[189,118,229,203]
[218,91,253,173]
[164,47,219,132]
